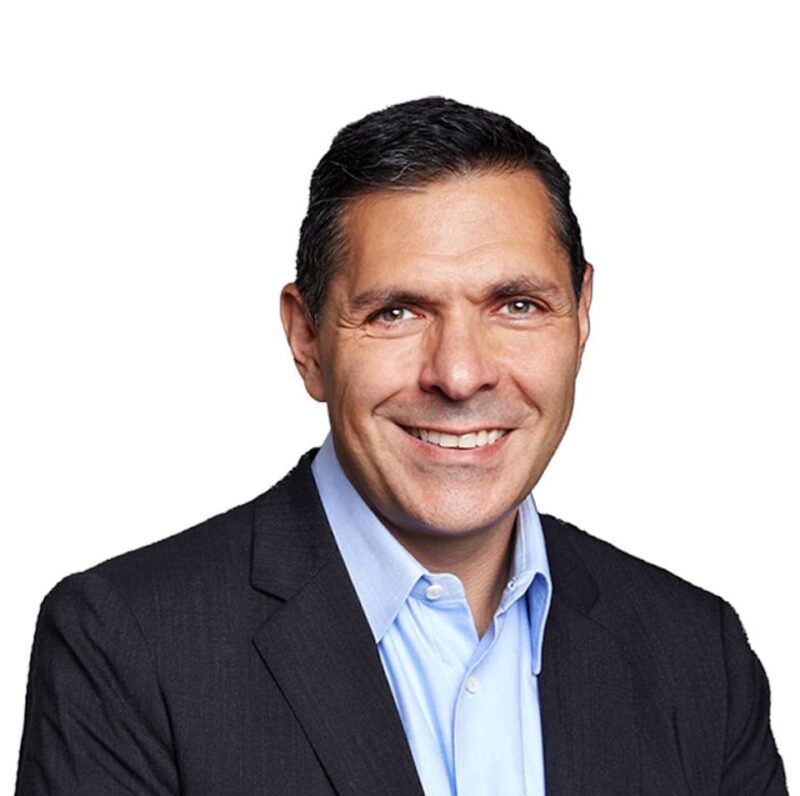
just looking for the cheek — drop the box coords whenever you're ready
[506,338,579,408]
[324,339,416,425]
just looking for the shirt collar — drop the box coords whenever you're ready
[311,433,552,673]
[312,435,424,642]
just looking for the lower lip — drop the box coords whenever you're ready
[399,427,511,462]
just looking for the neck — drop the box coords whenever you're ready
[391,514,517,637]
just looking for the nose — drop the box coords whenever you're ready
[418,314,500,401]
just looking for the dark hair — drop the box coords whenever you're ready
[295,96,586,323]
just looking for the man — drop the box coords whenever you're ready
[17,97,786,794]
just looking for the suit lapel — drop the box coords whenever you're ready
[250,454,424,796]
[540,518,641,794]
[248,460,644,793]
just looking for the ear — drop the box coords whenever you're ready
[577,263,593,366]
[280,283,327,402]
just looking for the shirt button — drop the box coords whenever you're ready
[425,583,444,601]
[465,676,479,694]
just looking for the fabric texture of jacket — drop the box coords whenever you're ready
[16,451,787,794]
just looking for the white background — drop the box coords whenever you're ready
[2,0,797,787]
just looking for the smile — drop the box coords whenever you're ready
[402,427,508,449]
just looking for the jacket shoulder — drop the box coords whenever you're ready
[70,452,318,597]
[540,514,788,792]
[88,493,260,591]
[541,513,722,623]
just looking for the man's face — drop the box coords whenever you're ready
[283,170,592,543]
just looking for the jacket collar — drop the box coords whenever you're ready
[250,451,600,611]
[541,515,600,615]
[250,450,424,795]
[250,449,334,599]
[249,452,640,794]
[539,515,641,794]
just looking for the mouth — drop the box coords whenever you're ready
[400,426,509,450]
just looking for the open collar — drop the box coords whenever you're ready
[311,433,553,672]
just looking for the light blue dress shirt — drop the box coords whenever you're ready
[311,435,552,796]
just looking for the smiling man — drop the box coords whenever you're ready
[17,98,786,794]
[281,167,590,646]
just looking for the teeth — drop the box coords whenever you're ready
[407,427,507,449]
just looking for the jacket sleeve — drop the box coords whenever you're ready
[16,572,180,795]
[718,598,788,794]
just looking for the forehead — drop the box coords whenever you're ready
[334,170,571,295]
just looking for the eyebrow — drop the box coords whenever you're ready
[348,276,566,312]
[487,277,564,301]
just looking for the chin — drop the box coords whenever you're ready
[388,490,518,538]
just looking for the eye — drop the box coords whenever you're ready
[371,306,415,324]
[500,299,540,316]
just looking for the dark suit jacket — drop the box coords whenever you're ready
[17,451,787,794]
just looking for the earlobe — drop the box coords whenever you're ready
[279,284,327,402]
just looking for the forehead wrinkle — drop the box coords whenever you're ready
[346,239,570,294]
[355,234,561,266]
[350,224,571,282]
